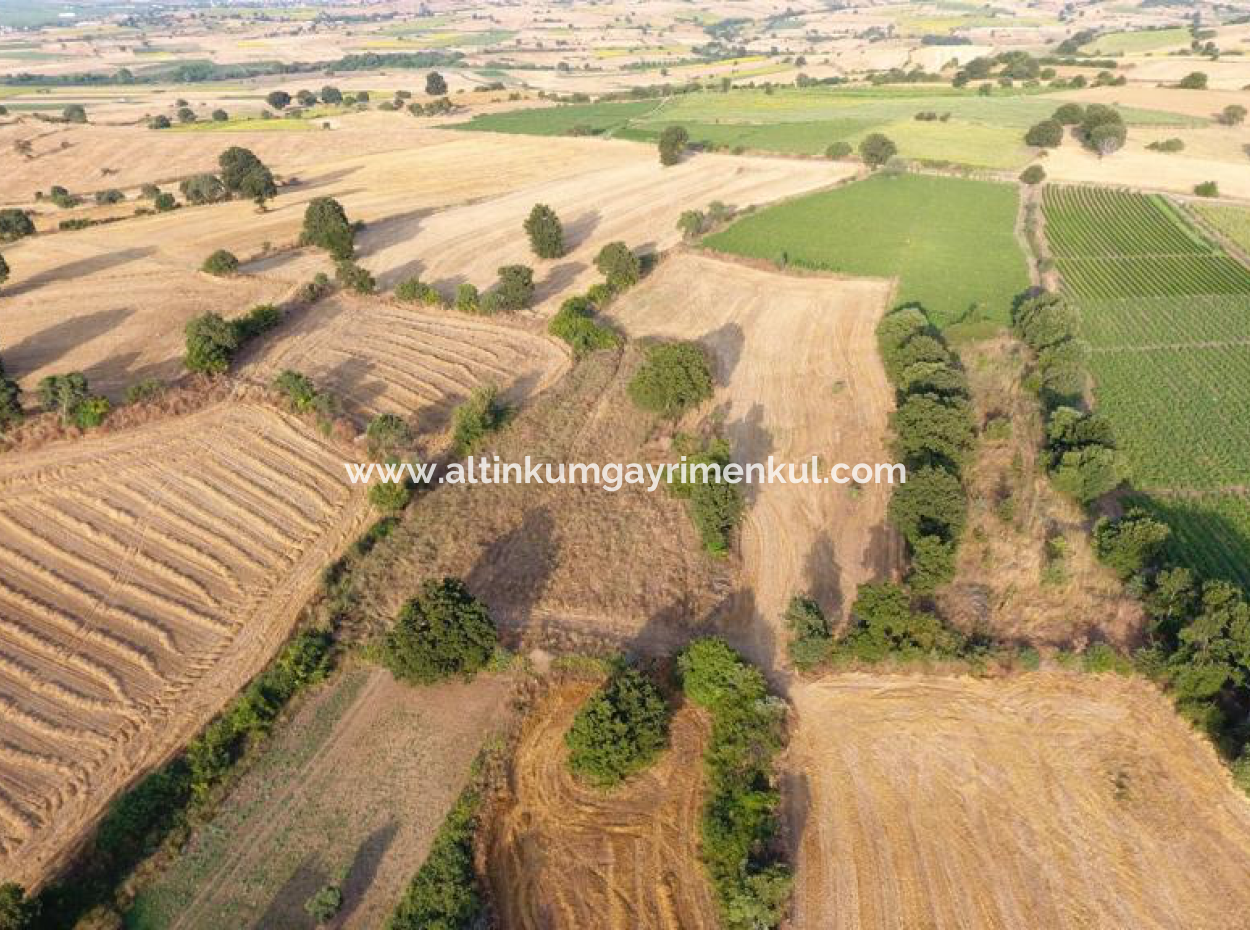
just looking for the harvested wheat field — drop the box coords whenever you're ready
[0,401,370,885]
[790,672,1250,930]
[484,681,718,930]
[1044,142,1250,202]
[129,668,513,930]
[608,252,898,667]
[354,151,852,304]
[236,293,569,433]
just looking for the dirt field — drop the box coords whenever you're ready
[128,667,513,930]
[483,681,718,930]
[607,252,898,668]
[236,293,569,433]
[789,672,1250,930]
[0,402,370,886]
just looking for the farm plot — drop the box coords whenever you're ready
[236,293,570,433]
[790,672,1250,930]
[1042,185,1250,587]
[704,173,1028,328]
[127,668,513,930]
[1192,202,1250,256]
[0,402,370,886]
[483,681,718,930]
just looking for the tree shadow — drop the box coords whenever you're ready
[562,208,601,250]
[4,305,136,379]
[332,820,400,928]
[802,531,846,626]
[729,402,773,507]
[4,245,155,297]
[467,506,558,644]
[534,260,587,303]
[698,320,745,384]
[252,854,324,930]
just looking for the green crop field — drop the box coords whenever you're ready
[704,172,1029,327]
[455,86,1189,169]
[1082,27,1191,54]
[1044,185,1250,588]
[1191,202,1250,255]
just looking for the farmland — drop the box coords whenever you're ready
[0,402,369,884]
[790,672,1250,930]
[1043,186,1250,586]
[1192,202,1250,256]
[704,173,1029,328]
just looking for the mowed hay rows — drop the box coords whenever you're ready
[353,151,849,301]
[607,252,896,667]
[790,673,1250,930]
[484,682,718,930]
[0,402,369,884]
[238,293,570,429]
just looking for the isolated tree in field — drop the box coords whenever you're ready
[565,665,671,788]
[266,90,292,111]
[1052,102,1084,125]
[425,71,448,96]
[1218,104,1247,126]
[320,85,342,104]
[184,312,239,374]
[1024,118,1063,148]
[524,203,565,259]
[628,341,713,417]
[177,106,196,124]
[0,209,34,242]
[180,173,226,204]
[678,209,705,239]
[1020,164,1046,185]
[37,373,89,424]
[0,882,36,930]
[0,358,22,434]
[595,241,641,291]
[1079,104,1126,156]
[300,197,355,260]
[201,249,239,276]
[218,146,276,205]
[1177,71,1207,90]
[486,264,534,313]
[62,104,86,123]
[212,108,228,122]
[296,89,318,107]
[658,125,689,166]
[859,132,897,168]
[383,577,497,684]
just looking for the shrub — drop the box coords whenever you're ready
[369,473,414,512]
[1020,164,1046,185]
[149,115,171,129]
[382,578,497,684]
[785,595,831,670]
[523,203,564,259]
[0,253,7,289]
[200,249,239,277]
[266,90,291,111]
[298,271,332,303]
[124,378,165,405]
[395,276,444,305]
[177,106,196,124]
[906,534,957,595]
[336,260,375,294]
[454,282,480,313]
[62,104,87,123]
[825,140,853,159]
[273,370,318,410]
[1194,181,1219,197]
[321,85,342,104]
[0,883,36,929]
[72,396,111,429]
[304,885,342,924]
[565,665,670,788]
[658,124,689,165]
[669,437,744,554]
[301,197,354,259]
[839,582,961,661]
[387,788,482,930]
[1093,509,1170,580]
[594,241,641,292]
[859,132,897,168]
[153,192,177,212]
[0,359,20,434]
[425,71,448,96]
[1024,119,1063,148]
[628,341,714,417]
[366,413,413,460]
[95,188,125,205]
[180,173,226,204]
[0,209,35,242]
[184,313,239,374]
[232,303,283,343]
[1052,102,1084,125]
[678,209,705,239]
[487,264,534,312]
[212,109,228,122]
[1147,137,1185,153]
[37,372,90,424]
[548,295,619,356]
[1217,104,1247,127]
[452,384,506,455]
[1177,71,1207,90]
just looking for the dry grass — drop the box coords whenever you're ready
[789,671,1250,930]
[0,402,371,886]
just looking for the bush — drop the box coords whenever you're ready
[677,209,705,239]
[125,378,165,405]
[859,132,897,168]
[63,104,87,123]
[304,885,342,924]
[658,124,690,165]
[0,360,20,434]
[149,115,170,129]
[37,372,91,424]
[0,209,35,242]
[0,883,36,929]
[906,534,957,594]
[336,259,375,294]
[825,140,853,159]
[298,271,332,304]
[180,173,226,204]
[1052,102,1084,125]
[184,313,239,374]
[425,71,448,96]
[548,295,619,356]
[1194,181,1219,197]
[785,595,831,670]
[454,282,480,314]
[301,197,354,260]
[72,395,111,429]
[95,188,125,205]
[232,303,282,342]
[565,665,670,788]
[1019,164,1046,185]
[1024,119,1063,148]
[486,264,534,312]
[839,582,961,661]
[387,788,482,930]
[1217,105,1246,127]
[0,253,7,290]
[1147,137,1185,153]
[523,203,564,259]
[153,192,177,212]
[382,578,497,684]
[273,370,318,411]
[1177,71,1207,90]
[452,384,506,455]
[395,276,444,305]
[669,438,744,554]
[200,249,239,276]
[627,341,713,417]
[369,473,414,512]
[594,241,641,292]
[212,109,228,122]
[366,413,414,460]
[1093,509,1170,580]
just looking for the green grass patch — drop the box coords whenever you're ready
[1192,202,1250,255]
[705,173,1029,327]
[456,99,659,136]
[168,116,315,132]
[1082,27,1191,54]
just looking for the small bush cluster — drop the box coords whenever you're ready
[37,372,111,430]
[272,369,341,433]
[200,249,239,277]
[395,276,445,306]
[184,304,282,375]
[565,664,671,788]
[668,435,744,555]
[301,197,355,260]
[479,264,534,314]
[452,384,507,456]
[386,787,482,929]
[547,293,619,356]
[628,341,713,417]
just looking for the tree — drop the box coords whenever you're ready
[180,173,226,204]
[177,106,196,124]
[62,104,87,123]
[678,209,705,239]
[523,203,565,259]
[1218,104,1247,126]
[237,163,277,207]
[487,264,534,312]
[153,191,177,212]
[0,253,8,290]
[907,534,957,595]
[425,71,448,96]
[184,312,239,374]
[266,90,291,111]
[842,582,960,660]
[201,249,239,276]
[786,595,831,670]
[300,197,354,260]
[565,665,670,788]
[658,125,689,166]
[1019,164,1046,185]
[1079,104,1126,155]
[1093,510,1170,580]
[0,209,34,242]
[825,140,853,159]
[548,295,618,356]
[0,357,22,434]
[149,114,171,129]
[1177,71,1208,89]
[1024,118,1063,148]
[594,241,641,291]
[366,413,414,460]
[453,384,506,455]
[382,578,497,684]
[95,188,125,205]
[1194,180,1219,197]
[455,282,480,313]
[320,85,343,104]
[859,132,897,168]
[628,341,714,417]
[1052,102,1084,125]
[1051,444,1120,503]
[212,108,229,122]
[37,372,90,424]
[296,89,318,107]
[219,147,273,197]
[0,883,36,930]
[304,885,342,925]
[890,393,976,469]
[887,464,966,543]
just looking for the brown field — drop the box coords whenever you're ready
[130,667,514,930]
[1044,141,1250,202]
[0,401,370,885]
[236,293,570,433]
[790,672,1250,930]
[607,252,898,667]
[483,680,718,930]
